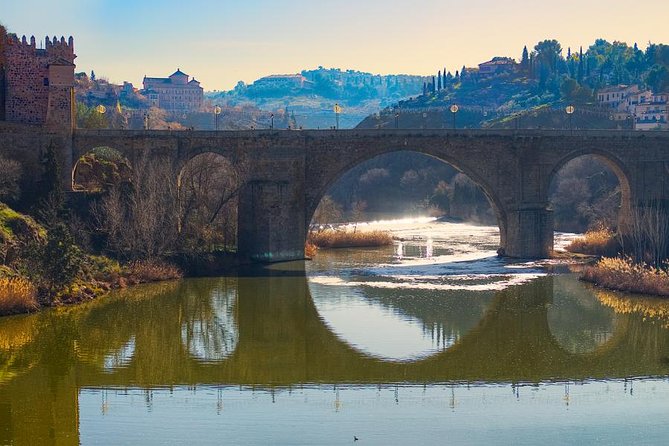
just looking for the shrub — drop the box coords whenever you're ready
[581,256,669,297]
[308,229,393,249]
[0,277,38,315]
[566,227,619,256]
[123,259,182,284]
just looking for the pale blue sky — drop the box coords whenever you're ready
[3,0,669,90]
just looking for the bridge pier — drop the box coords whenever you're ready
[504,207,553,258]
[237,180,306,263]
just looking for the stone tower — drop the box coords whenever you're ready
[1,31,76,131]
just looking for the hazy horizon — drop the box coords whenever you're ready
[3,0,669,91]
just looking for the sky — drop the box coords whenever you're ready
[3,0,669,91]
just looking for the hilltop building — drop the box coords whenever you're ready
[0,30,76,128]
[142,69,204,112]
[478,57,517,76]
[252,74,311,89]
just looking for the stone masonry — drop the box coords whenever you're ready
[1,33,76,129]
[1,127,668,262]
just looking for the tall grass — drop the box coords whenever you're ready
[0,277,38,315]
[581,256,669,297]
[566,227,619,256]
[308,229,393,249]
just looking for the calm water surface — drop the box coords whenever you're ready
[1,220,669,445]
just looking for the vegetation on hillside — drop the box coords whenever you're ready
[359,39,669,130]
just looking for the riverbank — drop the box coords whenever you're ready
[0,257,183,316]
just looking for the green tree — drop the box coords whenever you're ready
[521,46,530,72]
[35,140,64,226]
[646,64,669,92]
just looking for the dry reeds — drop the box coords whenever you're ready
[0,277,38,316]
[308,229,393,249]
[566,227,619,256]
[581,256,669,297]
[124,259,182,284]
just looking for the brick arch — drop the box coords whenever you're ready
[305,147,509,251]
[545,148,634,221]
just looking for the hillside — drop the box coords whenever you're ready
[358,39,669,130]
[207,67,427,129]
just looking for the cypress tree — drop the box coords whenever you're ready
[577,46,584,82]
[521,46,529,72]
[431,76,436,93]
[443,68,447,87]
[423,82,427,96]
[438,71,442,90]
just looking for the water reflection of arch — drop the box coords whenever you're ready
[69,273,669,389]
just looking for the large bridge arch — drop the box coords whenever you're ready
[305,147,509,249]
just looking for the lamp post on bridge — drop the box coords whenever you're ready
[394,111,400,129]
[143,112,150,130]
[450,104,459,130]
[270,113,274,130]
[214,105,222,131]
[334,103,342,130]
[565,104,575,134]
[95,104,106,128]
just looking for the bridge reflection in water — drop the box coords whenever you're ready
[1,272,669,443]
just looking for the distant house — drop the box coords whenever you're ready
[142,69,204,112]
[252,74,310,89]
[634,93,669,130]
[597,85,641,111]
[478,57,516,75]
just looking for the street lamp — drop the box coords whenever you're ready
[214,105,222,131]
[565,104,575,134]
[95,104,106,128]
[143,112,149,130]
[450,104,459,130]
[270,113,274,129]
[334,103,342,130]
[394,111,400,129]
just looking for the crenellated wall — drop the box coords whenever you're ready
[1,33,75,129]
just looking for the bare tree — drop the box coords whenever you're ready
[619,202,669,267]
[177,153,241,252]
[93,153,180,259]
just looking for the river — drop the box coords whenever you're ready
[1,220,669,445]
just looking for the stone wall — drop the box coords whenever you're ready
[2,34,75,129]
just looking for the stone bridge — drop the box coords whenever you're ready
[2,124,669,260]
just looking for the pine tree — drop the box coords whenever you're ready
[521,46,530,72]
